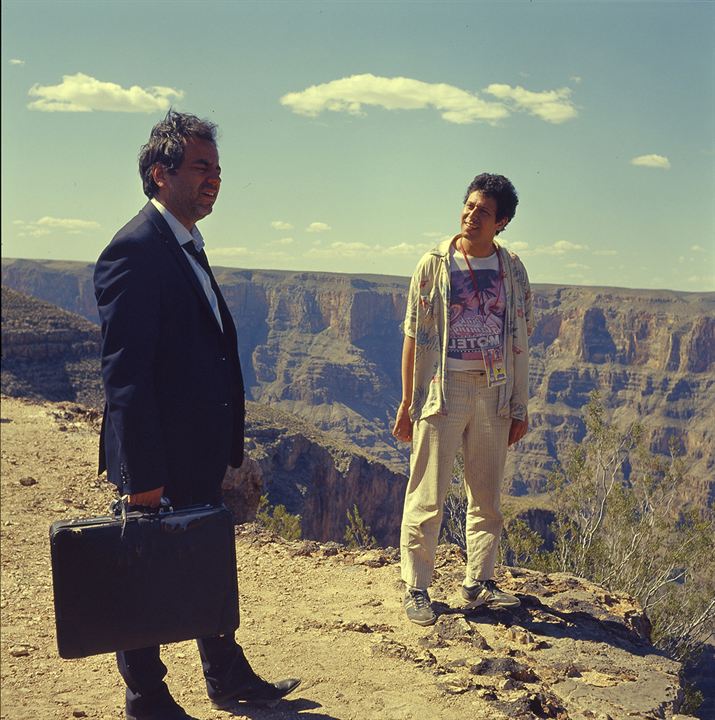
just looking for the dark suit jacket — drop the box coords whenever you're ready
[94,202,244,505]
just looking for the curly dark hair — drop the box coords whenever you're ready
[138,110,218,198]
[463,173,519,234]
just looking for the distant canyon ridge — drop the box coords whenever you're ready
[2,257,713,511]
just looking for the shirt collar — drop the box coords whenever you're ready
[151,198,205,251]
[432,235,503,259]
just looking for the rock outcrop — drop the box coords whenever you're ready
[1,286,103,408]
[3,259,713,506]
[224,401,406,546]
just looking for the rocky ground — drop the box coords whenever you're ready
[0,396,698,720]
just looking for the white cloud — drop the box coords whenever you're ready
[209,247,253,257]
[507,241,529,252]
[10,59,25,66]
[282,73,578,126]
[271,220,293,231]
[278,237,294,245]
[552,240,585,253]
[382,242,433,256]
[593,249,618,256]
[521,239,586,256]
[307,240,432,259]
[309,241,370,256]
[484,84,577,123]
[690,244,705,252]
[306,222,332,233]
[208,246,296,267]
[14,216,101,237]
[281,74,509,125]
[27,72,183,113]
[630,154,671,169]
[570,76,582,84]
[566,262,590,270]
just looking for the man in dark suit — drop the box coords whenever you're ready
[94,111,299,720]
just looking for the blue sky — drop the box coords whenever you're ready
[2,0,713,291]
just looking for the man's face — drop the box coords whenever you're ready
[460,191,508,244]
[153,138,221,230]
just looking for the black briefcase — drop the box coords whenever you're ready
[50,503,239,659]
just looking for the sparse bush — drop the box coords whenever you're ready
[344,504,377,549]
[499,515,545,569]
[440,454,467,549]
[441,393,715,663]
[255,495,302,540]
[538,392,715,662]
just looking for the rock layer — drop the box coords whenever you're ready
[1,286,103,408]
[3,259,713,505]
[224,401,406,546]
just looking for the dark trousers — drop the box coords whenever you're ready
[117,488,251,714]
[118,634,258,714]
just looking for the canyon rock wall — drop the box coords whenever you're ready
[1,286,406,545]
[1,286,103,408]
[3,258,713,505]
[224,401,406,546]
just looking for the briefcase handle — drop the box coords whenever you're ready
[110,495,174,516]
[110,496,174,538]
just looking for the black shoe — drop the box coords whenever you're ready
[211,677,301,710]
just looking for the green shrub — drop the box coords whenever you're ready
[440,454,467,549]
[255,495,302,540]
[344,504,377,549]
[442,392,715,663]
[527,392,714,662]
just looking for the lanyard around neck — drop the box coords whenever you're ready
[458,241,503,313]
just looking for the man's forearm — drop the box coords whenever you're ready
[400,335,416,404]
[393,334,416,443]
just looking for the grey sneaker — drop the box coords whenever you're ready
[461,579,520,609]
[403,588,437,626]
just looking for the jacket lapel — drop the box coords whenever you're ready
[141,202,224,333]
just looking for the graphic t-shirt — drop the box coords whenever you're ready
[447,247,506,371]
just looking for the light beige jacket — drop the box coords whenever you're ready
[403,236,533,421]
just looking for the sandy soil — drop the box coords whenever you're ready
[0,396,510,720]
[0,396,689,720]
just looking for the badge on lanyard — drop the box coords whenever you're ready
[483,347,507,387]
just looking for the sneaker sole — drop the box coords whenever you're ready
[461,596,488,610]
[462,595,521,610]
[488,599,521,609]
[406,613,438,626]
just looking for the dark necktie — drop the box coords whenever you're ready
[181,240,212,275]
[181,240,234,338]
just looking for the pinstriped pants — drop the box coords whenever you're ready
[400,371,511,590]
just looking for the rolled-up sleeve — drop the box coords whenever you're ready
[509,254,533,420]
[403,269,420,339]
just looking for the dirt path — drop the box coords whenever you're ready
[0,396,688,720]
[0,397,507,720]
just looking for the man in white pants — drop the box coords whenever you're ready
[392,173,533,626]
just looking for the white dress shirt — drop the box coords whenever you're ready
[151,198,223,331]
